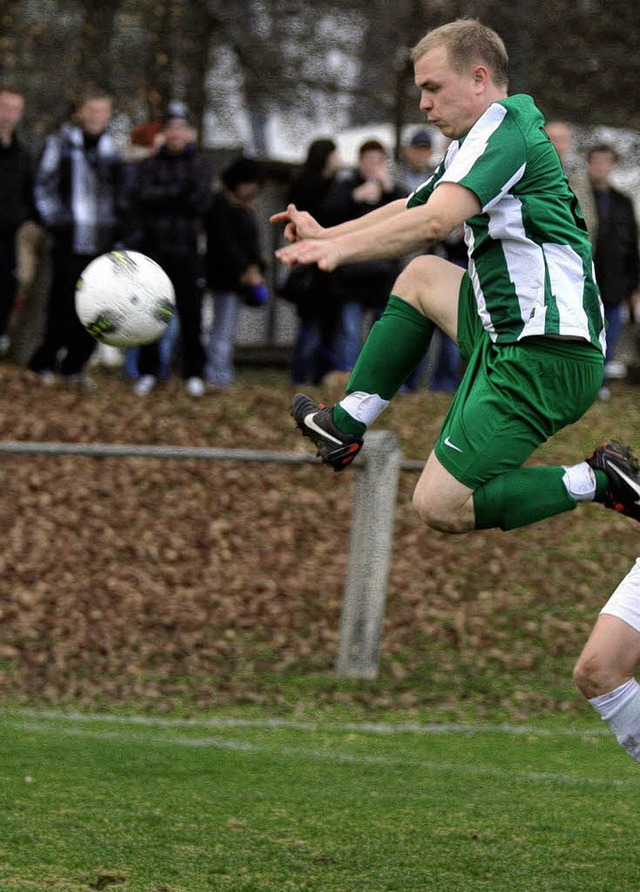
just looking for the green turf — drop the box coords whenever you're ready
[1,708,639,891]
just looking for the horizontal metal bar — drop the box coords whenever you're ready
[0,440,426,471]
[0,441,319,464]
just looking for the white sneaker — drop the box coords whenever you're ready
[134,374,156,395]
[185,376,205,397]
[605,359,626,380]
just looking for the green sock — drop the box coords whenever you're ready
[473,466,577,531]
[346,294,435,398]
[333,295,435,436]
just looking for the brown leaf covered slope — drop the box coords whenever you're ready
[0,364,638,718]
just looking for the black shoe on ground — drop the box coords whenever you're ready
[586,440,640,520]
[291,393,363,471]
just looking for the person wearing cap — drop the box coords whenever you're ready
[126,101,213,397]
[398,128,436,195]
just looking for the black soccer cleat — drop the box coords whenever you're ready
[586,440,640,521]
[291,393,363,472]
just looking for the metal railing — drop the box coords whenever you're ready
[0,432,423,680]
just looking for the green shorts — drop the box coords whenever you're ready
[434,273,605,490]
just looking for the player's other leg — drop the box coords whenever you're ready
[413,332,604,533]
[574,559,640,763]
[291,255,463,470]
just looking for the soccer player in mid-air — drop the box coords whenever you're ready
[272,18,640,534]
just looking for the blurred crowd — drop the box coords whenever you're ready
[1,83,639,399]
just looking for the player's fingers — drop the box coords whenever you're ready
[275,246,298,266]
[269,210,290,224]
[283,223,298,243]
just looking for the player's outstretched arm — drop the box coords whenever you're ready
[275,183,480,272]
[270,199,408,244]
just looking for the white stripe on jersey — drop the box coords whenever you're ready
[487,192,545,337]
[543,243,606,348]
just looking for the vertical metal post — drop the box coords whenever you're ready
[335,430,401,679]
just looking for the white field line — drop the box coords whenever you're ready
[2,707,610,738]
[2,708,633,790]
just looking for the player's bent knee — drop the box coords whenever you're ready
[573,651,622,700]
[395,254,441,297]
[412,489,465,534]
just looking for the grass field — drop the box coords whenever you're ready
[1,707,639,892]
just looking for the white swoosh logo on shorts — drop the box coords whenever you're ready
[304,412,342,445]
[444,435,463,453]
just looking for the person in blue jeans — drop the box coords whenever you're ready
[205,157,266,388]
[126,101,212,397]
[320,139,405,372]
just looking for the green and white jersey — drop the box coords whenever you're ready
[407,94,605,352]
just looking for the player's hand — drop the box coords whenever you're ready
[269,204,324,243]
[275,238,342,272]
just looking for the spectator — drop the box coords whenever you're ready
[204,157,267,389]
[127,102,212,397]
[120,121,175,382]
[321,138,406,371]
[397,128,436,195]
[282,137,343,384]
[587,143,640,394]
[0,84,33,358]
[28,84,126,387]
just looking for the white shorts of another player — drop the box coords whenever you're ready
[601,557,640,632]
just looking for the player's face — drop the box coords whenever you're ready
[414,46,483,140]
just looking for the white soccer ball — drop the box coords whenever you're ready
[75,250,176,348]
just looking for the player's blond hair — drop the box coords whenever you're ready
[411,19,509,89]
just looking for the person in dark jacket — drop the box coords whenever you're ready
[204,157,266,388]
[320,138,406,371]
[586,143,640,394]
[283,138,343,385]
[128,101,213,397]
[29,84,126,386]
[0,84,33,356]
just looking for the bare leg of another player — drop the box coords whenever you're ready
[574,558,640,763]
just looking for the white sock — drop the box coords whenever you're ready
[562,461,597,502]
[338,391,389,427]
[589,677,640,762]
